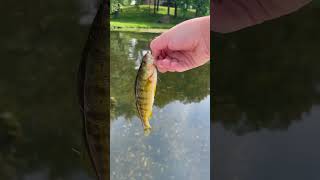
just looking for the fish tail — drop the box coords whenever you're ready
[143,120,151,130]
[144,127,152,136]
[143,120,152,136]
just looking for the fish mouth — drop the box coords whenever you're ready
[143,51,155,65]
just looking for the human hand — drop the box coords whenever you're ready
[150,16,210,73]
[212,0,312,33]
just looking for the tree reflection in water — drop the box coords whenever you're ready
[110,32,210,121]
[213,4,320,135]
[110,32,210,180]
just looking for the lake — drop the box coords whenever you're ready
[213,3,320,180]
[0,0,96,179]
[0,1,211,179]
[110,32,210,180]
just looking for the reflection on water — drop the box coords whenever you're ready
[110,32,210,180]
[79,0,99,25]
[0,0,100,179]
[213,3,320,180]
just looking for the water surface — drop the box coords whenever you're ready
[0,1,210,179]
[110,32,210,180]
[0,0,105,179]
[213,3,320,180]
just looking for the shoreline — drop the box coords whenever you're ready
[110,26,168,33]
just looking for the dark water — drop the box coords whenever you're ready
[0,0,99,179]
[110,32,210,180]
[1,0,210,179]
[213,3,320,180]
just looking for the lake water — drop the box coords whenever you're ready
[1,0,210,179]
[110,32,210,180]
[0,0,96,179]
[3,0,319,179]
[213,3,320,180]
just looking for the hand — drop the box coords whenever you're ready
[150,16,210,73]
[212,0,312,33]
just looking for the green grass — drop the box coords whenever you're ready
[111,5,196,31]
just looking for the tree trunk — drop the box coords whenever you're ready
[174,0,177,17]
[154,0,157,14]
[157,0,160,11]
[167,0,170,15]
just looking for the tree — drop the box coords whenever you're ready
[167,0,171,15]
[156,0,160,11]
[193,0,210,16]
[174,0,178,17]
[110,0,120,14]
[180,0,191,17]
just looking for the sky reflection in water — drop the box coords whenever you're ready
[110,32,210,180]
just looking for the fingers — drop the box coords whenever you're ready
[155,59,170,73]
[156,59,189,73]
[154,52,192,73]
[170,61,189,72]
[156,58,180,73]
[150,19,199,58]
[150,33,169,59]
[150,17,207,73]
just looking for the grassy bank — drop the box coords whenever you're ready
[111,5,196,32]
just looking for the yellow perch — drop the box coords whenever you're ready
[135,51,157,135]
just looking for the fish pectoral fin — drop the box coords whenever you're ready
[148,76,154,83]
[148,71,155,82]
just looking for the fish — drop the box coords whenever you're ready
[135,51,158,135]
[78,1,110,180]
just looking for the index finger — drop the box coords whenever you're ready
[150,33,169,59]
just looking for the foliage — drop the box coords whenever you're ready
[110,0,121,13]
[111,5,195,29]
[193,0,210,16]
[110,0,210,29]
